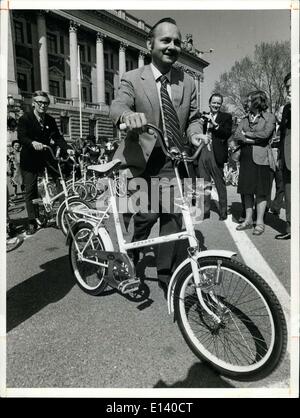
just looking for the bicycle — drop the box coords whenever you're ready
[32,145,91,236]
[66,124,287,381]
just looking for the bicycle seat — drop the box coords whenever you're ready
[87,159,122,174]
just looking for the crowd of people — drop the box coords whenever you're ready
[7,18,292,286]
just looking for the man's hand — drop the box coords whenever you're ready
[191,133,206,147]
[31,141,44,151]
[122,112,147,133]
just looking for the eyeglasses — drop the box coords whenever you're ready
[35,100,49,107]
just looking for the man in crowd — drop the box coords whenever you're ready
[18,90,72,235]
[275,72,291,240]
[110,17,202,287]
[197,93,232,220]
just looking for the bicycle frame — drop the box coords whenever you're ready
[68,125,236,322]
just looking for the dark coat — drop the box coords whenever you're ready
[279,103,291,171]
[18,110,68,173]
[202,111,233,165]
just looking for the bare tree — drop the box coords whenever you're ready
[214,41,290,117]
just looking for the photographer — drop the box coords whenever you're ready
[197,93,232,220]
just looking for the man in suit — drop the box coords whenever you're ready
[275,72,291,240]
[110,17,202,286]
[197,93,232,220]
[18,91,72,235]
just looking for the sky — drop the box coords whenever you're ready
[130,9,291,110]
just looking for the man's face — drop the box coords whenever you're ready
[33,95,49,115]
[147,22,181,71]
[13,143,20,151]
[209,96,222,114]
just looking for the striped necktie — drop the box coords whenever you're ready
[160,75,183,150]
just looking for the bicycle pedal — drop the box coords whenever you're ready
[118,278,141,294]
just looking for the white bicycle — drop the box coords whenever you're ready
[66,124,287,381]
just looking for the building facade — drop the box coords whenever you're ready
[7,9,209,144]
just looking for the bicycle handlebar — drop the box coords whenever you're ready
[119,123,204,162]
[42,145,72,163]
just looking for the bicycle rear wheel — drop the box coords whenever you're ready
[69,222,108,295]
[174,256,287,381]
[84,181,98,202]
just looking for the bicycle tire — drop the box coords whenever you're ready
[56,197,91,236]
[84,181,98,202]
[174,256,287,381]
[69,222,108,295]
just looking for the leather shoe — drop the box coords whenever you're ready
[26,223,37,236]
[275,232,291,240]
[219,214,227,221]
[236,222,253,231]
[127,249,139,266]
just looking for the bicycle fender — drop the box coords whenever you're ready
[167,250,236,316]
[55,196,80,228]
[66,220,114,253]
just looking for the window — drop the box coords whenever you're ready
[79,44,85,63]
[87,46,91,62]
[104,53,109,69]
[82,86,87,102]
[26,22,32,44]
[49,80,60,97]
[110,53,114,69]
[14,21,24,44]
[60,36,64,54]
[89,119,96,137]
[60,116,69,135]
[17,72,27,91]
[47,33,58,54]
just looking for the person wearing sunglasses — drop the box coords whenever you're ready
[18,90,72,235]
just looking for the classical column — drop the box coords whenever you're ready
[118,42,127,80]
[96,32,106,104]
[7,11,19,96]
[138,51,145,68]
[198,74,204,111]
[69,21,79,101]
[37,11,49,92]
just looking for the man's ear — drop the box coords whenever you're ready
[146,39,152,52]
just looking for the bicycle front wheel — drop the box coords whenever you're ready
[69,222,108,295]
[174,256,287,381]
[84,181,98,202]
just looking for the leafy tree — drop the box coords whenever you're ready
[214,41,290,117]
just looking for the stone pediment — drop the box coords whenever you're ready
[49,66,64,77]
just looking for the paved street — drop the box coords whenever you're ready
[5,185,291,393]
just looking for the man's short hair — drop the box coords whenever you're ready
[284,72,291,85]
[32,90,50,103]
[209,93,223,104]
[249,90,269,112]
[147,17,180,43]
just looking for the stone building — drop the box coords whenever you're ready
[7,9,209,144]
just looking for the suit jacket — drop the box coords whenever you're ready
[18,110,68,173]
[279,103,291,171]
[234,111,276,165]
[201,111,232,165]
[110,65,200,177]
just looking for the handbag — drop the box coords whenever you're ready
[230,145,241,162]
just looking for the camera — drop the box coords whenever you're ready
[200,111,210,120]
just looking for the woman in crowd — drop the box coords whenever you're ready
[234,90,276,235]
